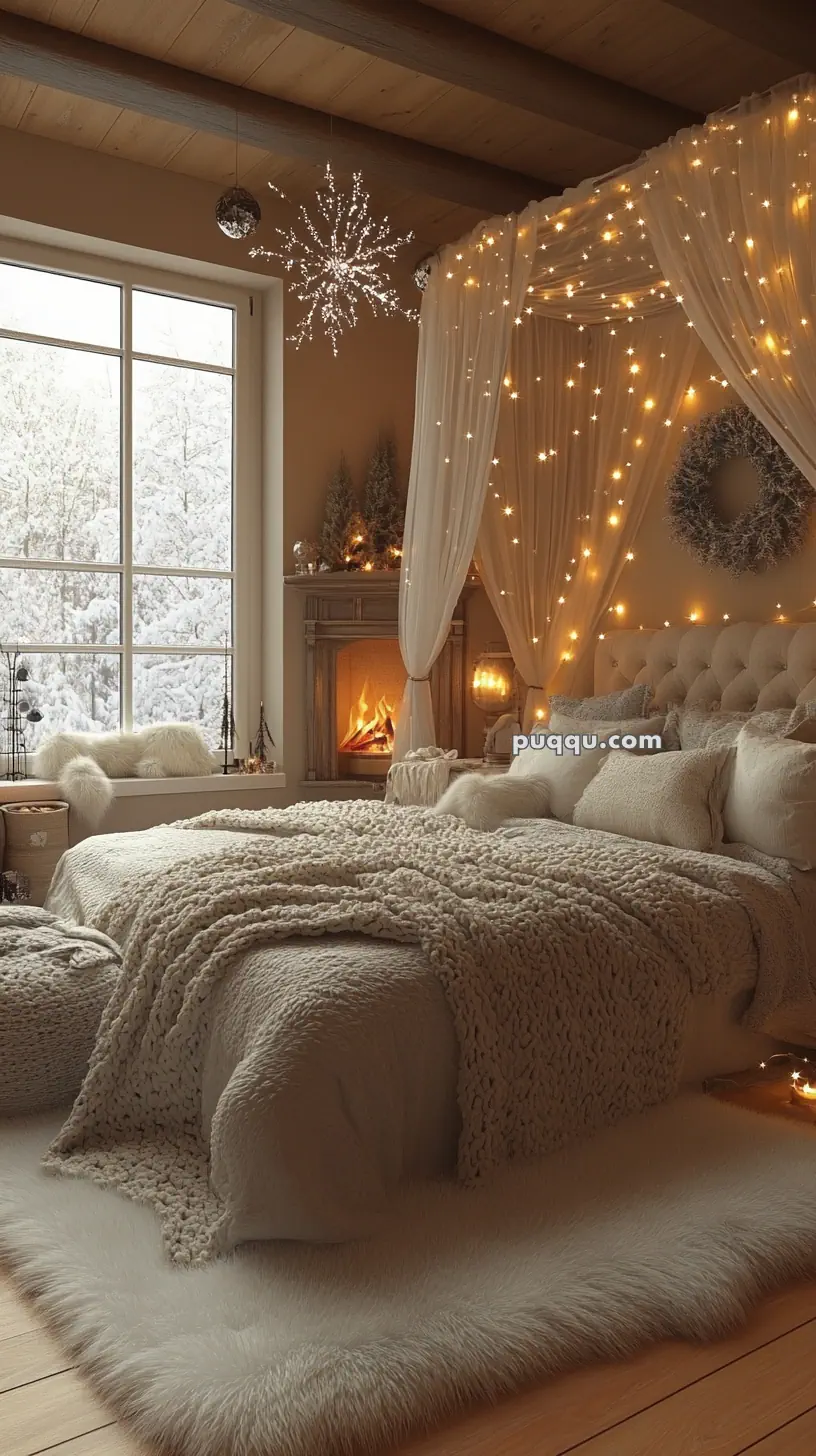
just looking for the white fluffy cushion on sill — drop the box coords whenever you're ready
[509,713,664,824]
[574,744,732,853]
[33,725,214,828]
[433,774,550,832]
[723,717,816,868]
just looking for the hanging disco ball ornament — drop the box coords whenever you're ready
[413,254,435,292]
[215,185,262,240]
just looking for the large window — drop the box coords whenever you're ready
[0,251,253,752]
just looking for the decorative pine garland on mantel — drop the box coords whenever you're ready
[667,404,813,576]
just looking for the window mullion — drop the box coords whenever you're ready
[121,283,133,731]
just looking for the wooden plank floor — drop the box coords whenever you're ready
[1,1270,815,1456]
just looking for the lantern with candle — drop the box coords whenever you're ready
[790,1067,816,1115]
[471,647,519,763]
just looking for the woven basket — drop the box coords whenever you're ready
[1,801,70,906]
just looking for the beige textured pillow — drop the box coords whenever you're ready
[548,683,651,721]
[509,713,664,824]
[663,704,795,752]
[723,718,816,868]
[574,745,732,852]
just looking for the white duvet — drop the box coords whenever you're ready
[46,812,815,1253]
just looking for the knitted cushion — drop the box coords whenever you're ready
[0,904,121,1114]
[574,745,732,853]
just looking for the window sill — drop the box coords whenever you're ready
[0,772,285,804]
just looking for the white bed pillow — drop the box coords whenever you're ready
[574,744,731,853]
[509,712,664,823]
[723,717,816,868]
[548,683,651,722]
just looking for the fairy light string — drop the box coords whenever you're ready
[440,80,816,683]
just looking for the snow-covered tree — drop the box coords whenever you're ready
[320,455,357,571]
[0,299,234,751]
[363,438,403,568]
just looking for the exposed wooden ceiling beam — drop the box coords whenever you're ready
[665,0,814,68]
[229,0,699,150]
[0,10,551,215]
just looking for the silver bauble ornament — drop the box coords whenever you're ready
[215,185,261,240]
[413,254,435,291]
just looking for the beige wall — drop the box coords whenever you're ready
[465,369,816,716]
[4,130,814,786]
[0,128,420,808]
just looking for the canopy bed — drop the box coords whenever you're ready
[393,76,816,752]
[40,617,816,1257]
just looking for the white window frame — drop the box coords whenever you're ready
[0,237,260,756]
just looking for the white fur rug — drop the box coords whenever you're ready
[2,1097,816,1456]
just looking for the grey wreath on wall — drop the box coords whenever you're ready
[667,404,813,576]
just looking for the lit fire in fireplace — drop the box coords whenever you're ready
[339,681,396,755]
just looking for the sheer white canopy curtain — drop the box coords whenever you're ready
[393,203,540,758]
[394,74,816,754]
[641,79,816,490]
[477,308,700,728]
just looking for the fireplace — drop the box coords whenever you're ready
[336,639,405,778]
[286,572,469,786]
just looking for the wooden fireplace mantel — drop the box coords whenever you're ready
[285,571,473,781]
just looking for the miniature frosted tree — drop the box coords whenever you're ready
[252,701,275,767]
[320,454,357,570]
[363,439,403,568]
[344,509,371,570]
[218,637,236,773]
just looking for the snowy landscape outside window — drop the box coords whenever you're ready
[0,255,241,753]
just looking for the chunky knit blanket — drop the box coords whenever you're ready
[44,803,811,1265]
[0,905,121,1115]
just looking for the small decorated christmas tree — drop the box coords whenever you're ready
[218,636,236,774]
[344,509,370,570]
[320,455,356,571]
[363,439,403,568]
[251,702,275,769]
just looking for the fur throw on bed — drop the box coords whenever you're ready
[33,725,214,827]
[44,802,813,1266]
[434,772,550,830]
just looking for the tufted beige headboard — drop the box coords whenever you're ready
[595,622,816,712]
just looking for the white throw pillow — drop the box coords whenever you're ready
[723,718,816,868]
[509,713,664,823]
[574,745,732,853]
[434,773,550,831]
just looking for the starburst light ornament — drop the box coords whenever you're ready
[250,163,415,355]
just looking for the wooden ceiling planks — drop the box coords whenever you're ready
[431,0,790,118]
[544,0,786,114]
[95,109,198,172]
[161,0,295,86]
[5,0,97,23]
[232,27,380,115]
[0,73,36,126]
[231,0,695,149]
[0,0,803,251]
[12,76,121,147]
[666,0,816,68]
[639,26,784,116]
